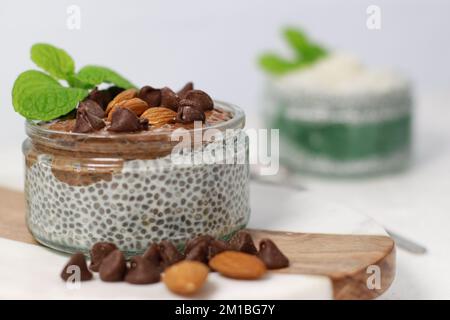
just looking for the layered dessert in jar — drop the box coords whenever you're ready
[260,28,412,177]
[14,44,250,255]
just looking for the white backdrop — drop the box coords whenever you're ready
[1,0,449,147]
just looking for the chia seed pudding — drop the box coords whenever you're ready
[23,93,249,255]
[264,53,412,177]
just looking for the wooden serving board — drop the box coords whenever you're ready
[0,187,395,300]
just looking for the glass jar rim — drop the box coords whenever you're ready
[24,100,245,157]
[26,100,245,141]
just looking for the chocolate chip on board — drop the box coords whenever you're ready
[183,90,214,111]
[125,256,161,284]
[257,239,290,269]
[61,252,93,281]
[229,230,258,255]
[138,85,161,107]
[160,87,180,111]
[142,243,162,268]
[185,241,209,264]
[177,82,194,99]
[159,240,184,268]
[108,107,147,132]
[99,250,127,282]
[207,239,229,260]
[89,242,118,272]
[184,235,213,255]
[176,105,205,123]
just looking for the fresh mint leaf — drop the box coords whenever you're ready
[13,43,136,121]
[30,43,75,80]
[259,27,328,75]
[66,74,96,89]
[76,65,136,89]
[283,28,309,56]
[12,70,88,121]
[301,44,327,62]
[259,54,303,75]
[284,27,327,63]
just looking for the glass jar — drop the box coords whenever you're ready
[264,82,413,177]
[23,101,250,255]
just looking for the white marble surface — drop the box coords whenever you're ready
[0,183,389,299]
[0,238,331,300]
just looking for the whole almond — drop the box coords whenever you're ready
[105,88,138,115]
[107,98,149,121]
[140,107,177,127]
[163,260,209,295]
[209,251,266,280]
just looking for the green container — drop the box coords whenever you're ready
[265,82,413,177]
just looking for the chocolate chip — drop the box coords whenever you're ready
[73,106,106,133]
[87,88,112,110]
[176,106,205,124]
[142,243,162,267]
[207,239,228,260]
[99,250,127,282]
[61,252,93,281]
[160,87,180,111]
[59,109,77,121]
[229,230,258,255]
[138,86,161,107]
[108,107,146,132]
[86,111,106,129]
[79,99,105,118]
[89,242,118,272]
[178,98,203,110]
[72,112,92,133]
[257,239,289,269]
[107,86,125,99]
[183,90,214,111]
[185,241,209,264]
[139,117,149,130]
[177,82,194,99]
[184,235,213,255]
[125,256,161,284]
[158,240,184,268]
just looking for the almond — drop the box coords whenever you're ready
[208,251,266,280]
[140,107,177,127]
[163,260,209,296]
[107,98,149,121]
[105,88,138,115]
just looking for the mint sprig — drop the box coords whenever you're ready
[12,70,88,121]
[31,43,75,81]
[75,65,135,89]
[12,43,136,120]
[258,27,328,76]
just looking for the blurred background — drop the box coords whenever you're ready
[0,0,449,298]
[1,0,449,146]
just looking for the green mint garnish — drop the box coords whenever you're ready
[283,28,327,63]
[12,70,88,121]
[12,43,136,120]
[258,27,328,76]
[259,54,305,76]
[75,65,136,89]
[31,43,75,81]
